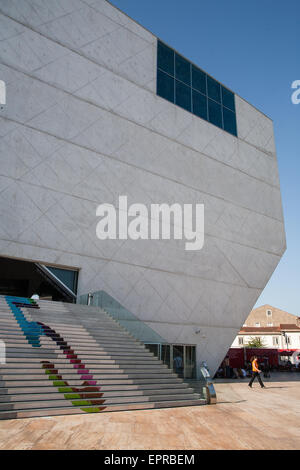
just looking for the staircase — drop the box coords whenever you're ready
[0,295,204,419]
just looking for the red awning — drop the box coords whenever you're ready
[278,350,294,356]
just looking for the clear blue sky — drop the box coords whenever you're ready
[110,0,300,315]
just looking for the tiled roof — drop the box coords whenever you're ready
[280,324,300,331]
[239,324,300,334]
[240,326,280,333]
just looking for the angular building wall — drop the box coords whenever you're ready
[0,0,286,374]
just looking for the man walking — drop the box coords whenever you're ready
[248,355,266,388]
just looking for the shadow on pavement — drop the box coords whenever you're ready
[214,372,300,384]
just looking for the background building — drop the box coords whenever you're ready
[231,305,300,364]
[0,0,286,376]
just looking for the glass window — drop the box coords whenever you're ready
[207,76,221,103]
[192,65,206,95]
[223,107,237,136]
[222,86,235,111]
[157,41,174,76]
[192,90,207,120]
[161,344,171,368]
[157,69,174,103]
[46,266,78,293]
[175,80,191,112]
[175,53,191,86]
[145,343,160,358]
[208,99,222,128]
[156,40,238,136]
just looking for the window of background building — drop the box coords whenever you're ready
[267,322,273,327]
[238,337,244,345]
[266,309,272,316]
[255,322,260,327]
[157,40,237,137]
[273,337,279,346]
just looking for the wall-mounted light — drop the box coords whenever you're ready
[0,80,6,109]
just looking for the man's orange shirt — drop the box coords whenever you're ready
[252,359,259,372]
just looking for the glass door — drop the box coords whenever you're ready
[184,345,196,379]
[161,344,171,368]
[172,345,184,378]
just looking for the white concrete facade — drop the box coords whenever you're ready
[0,0,286,375]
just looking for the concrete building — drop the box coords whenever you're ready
[0,0,286,376]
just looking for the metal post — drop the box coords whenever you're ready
[87,293,93,306]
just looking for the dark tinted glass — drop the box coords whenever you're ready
[175,53,191,85]
[223,107,237,136]
[157,41,174,75]
[192,90,207,120]
[192,65,206,94]
[157,69,174,103]
[156,40,238,136]
[175,80,191,112]
[46,266,78,293]
[222,86,235,111]
[208,99,222,128]
[207,76,221,103]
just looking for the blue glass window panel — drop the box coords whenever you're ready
[223,107,237,136]
[222,86,235,111]
[157,41,174,76]
[175,53,191,85]
[207,76,221,103]
[175,80,191,112]
[46,267,78,293]
[192,65,206,95]
[192,90,207,120]
[208,99,222,128]
[157,69,174,103]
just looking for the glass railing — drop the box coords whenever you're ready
[79,290,165,344]
[79,290,216,403]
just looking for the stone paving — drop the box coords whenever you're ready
[0,373,299,450]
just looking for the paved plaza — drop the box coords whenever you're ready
[0,373,299,450]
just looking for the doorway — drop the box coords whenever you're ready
[145,343,196,379]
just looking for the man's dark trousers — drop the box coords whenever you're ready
[249,372,264,388]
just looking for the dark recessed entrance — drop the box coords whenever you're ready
[0,256,78,302]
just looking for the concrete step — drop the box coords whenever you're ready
[0,387,194,400]
[0,295,206,420]
[0,366,171,374]
[0,398,204,419]
[1,361,167,369]
[0,377,184,386]
[0,392,201,411]
[0,382,190,394]
[4,357,164,365]
[3,343,149,352]
[0,328,134,338]
[0,372,176,380]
